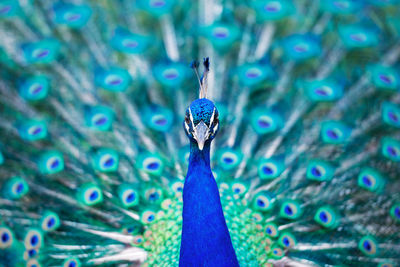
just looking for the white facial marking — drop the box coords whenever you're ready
[188,107,195,128]
[209,107,216,126]
[184,120,190,134]
[213,122,219,133]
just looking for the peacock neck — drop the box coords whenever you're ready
[179,140,239,267]
[187,140,211,177]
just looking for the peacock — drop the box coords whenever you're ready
[1,0,400,266]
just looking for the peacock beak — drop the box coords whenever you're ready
[193,120,209,150]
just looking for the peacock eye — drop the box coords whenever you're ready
[0,227,14,249]
[358,235,378,256]
[141,210,156,224]
[132,235,144,245]
[40,211,60,232]
[24,229,43,249]
[278,232,297,249]
[265,223,279,238]
[63,257,81,267]
[214,112,219,123]
[185,116,190,124]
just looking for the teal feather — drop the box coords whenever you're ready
[0,0,399,266]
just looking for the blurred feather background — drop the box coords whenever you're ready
[0,0,400,266]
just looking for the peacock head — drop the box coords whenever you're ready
[183,57,219,150]
[184,98,219,150]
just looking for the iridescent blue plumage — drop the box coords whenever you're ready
[180,98,238,266]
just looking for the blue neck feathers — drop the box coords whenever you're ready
[179,141,239,267]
